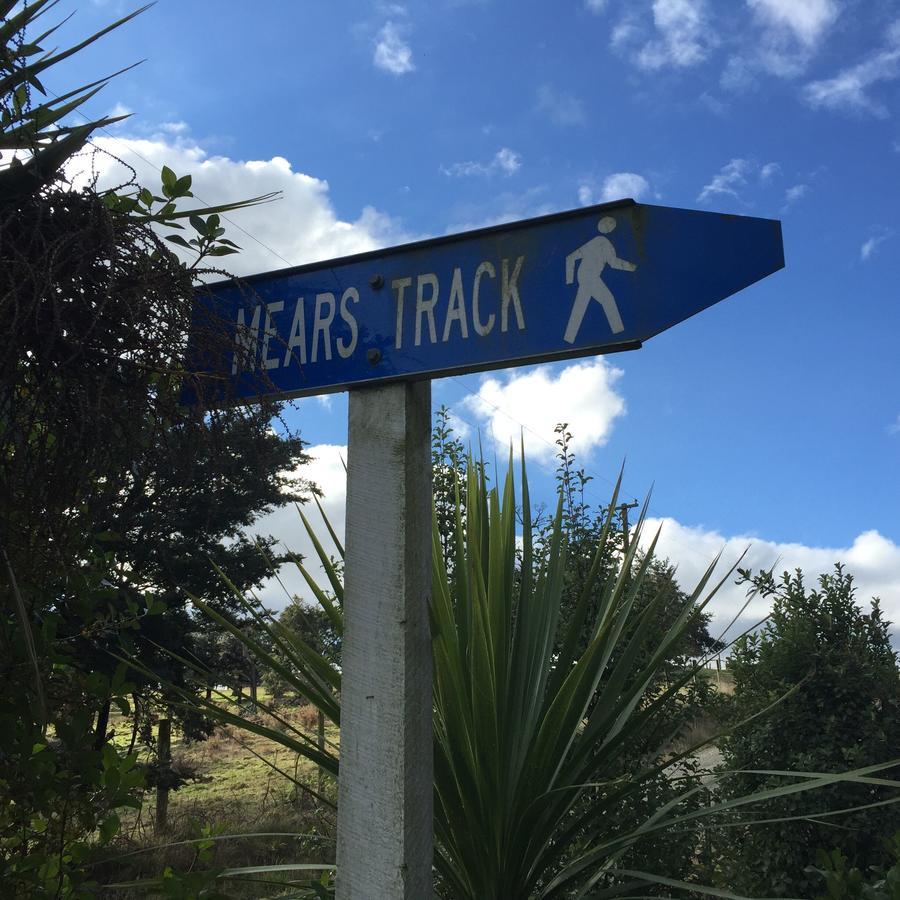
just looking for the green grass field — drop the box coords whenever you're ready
[99,696,337,896]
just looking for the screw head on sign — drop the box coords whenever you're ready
[369,274,384,289]
[367,348,382,366]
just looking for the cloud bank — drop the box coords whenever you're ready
[460,359,627,463]
[70,134,407,277]
[640,517,900,645]
[251,443,348,611]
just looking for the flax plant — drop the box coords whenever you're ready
[149,455,900,899]
[429,454,725,897]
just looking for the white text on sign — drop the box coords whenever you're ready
[231,255,527,373]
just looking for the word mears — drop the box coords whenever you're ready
[230,254,528,373]
[232,288,361,374]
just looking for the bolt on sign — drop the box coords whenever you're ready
[181,199,784,404]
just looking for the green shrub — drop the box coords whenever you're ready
[811,832,900,899]
[716,566,900,897]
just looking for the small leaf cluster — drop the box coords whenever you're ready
[105,164,246,266]
[812,835,900,899]
[432,405,469,572]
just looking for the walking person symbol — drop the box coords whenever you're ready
[563,216,636,343]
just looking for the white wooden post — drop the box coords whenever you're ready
[336,380,433,899]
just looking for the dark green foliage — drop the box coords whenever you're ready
[0,564,146,896]
[0,5,307,893]
[547,423,723,892]
[716,566,900,897]
[263,601,341,703]
[0,0,147,203]
[432,404,469,574]
[812,833,900,899]
[551,423,721,667]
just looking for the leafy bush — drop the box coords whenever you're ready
[715,566,900,897]
[811,832,900,899]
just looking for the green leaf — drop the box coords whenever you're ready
[160,165,177,197]
[98,813,120,845]
[173,173,193,196]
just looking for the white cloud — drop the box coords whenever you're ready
[443,186,556,234]
[720,1,837,87]
[374,21,415,74]
[108,101,133,121]
[585,0,607,11]
[720,55,757,91]
[759,161,781,181]
[615,0,836,85]
[636,0,713,71]
[747,0,838,47]
[611,20,640,52]
[860,232,891,261]
[803,22,900,117]
[69,134,408,277]
[578,173,651,206]
[699,91,729,115]
[460,360,626,463]
[536,84,586,126]
[377,1,408,14]
[441,147,522,178]
[494,148,521,175]
[888,415,900,436]
[783,183,808,208]
[159,121,189,135]
[640,518,900,643]
[600,172,651,202]
[250,444,348,611]
[697,158,751,204]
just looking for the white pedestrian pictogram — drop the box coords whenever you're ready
[564,216,636,343]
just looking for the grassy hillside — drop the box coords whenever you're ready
[97,698,336,896]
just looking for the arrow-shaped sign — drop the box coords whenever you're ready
[183,199,784,403]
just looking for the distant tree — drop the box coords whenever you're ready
[551,422,721,687]
[716,565,900,897]
[262,592,342,704]
[432,405,469,573]
[546,422,723,890]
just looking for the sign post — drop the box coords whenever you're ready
[337,381,433,897]
[183,199,785,899]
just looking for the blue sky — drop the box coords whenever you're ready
[46,0,900,635]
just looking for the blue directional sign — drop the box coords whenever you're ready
[183,200,783,403]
